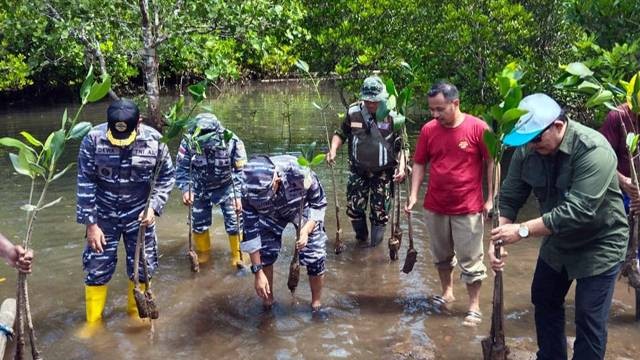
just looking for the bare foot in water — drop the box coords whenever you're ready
[428,294,455,312]
[311,301,322,312]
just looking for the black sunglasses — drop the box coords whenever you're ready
[531,122,554,143]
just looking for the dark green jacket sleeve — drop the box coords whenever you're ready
[499,147,531,221]
[334,113,351,141]
[541,145,617,241]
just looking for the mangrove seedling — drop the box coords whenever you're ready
[287,142,326,294]
[374,68,415,261]
[130,81,208,322]
[481,62,529,360]
[295,59,344,254]
[0,66,110,360]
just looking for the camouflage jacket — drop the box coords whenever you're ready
[76,123,175,225]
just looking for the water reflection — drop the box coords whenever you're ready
[0,82,638,359]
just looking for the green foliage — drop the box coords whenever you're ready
[0,68,109,214]
[0,52,31,90]
[483,62,527,160]
[565,0,640,48]
[570,33,640,86]
[302,0,579,112]
[555,61,627,121]
[0,0,308,92]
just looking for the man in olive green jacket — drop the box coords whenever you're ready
[489,93,627,360]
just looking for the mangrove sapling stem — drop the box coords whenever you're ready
[287,198,305,294]
[317,101,344,254]
[482,163,509,360]
[401,163,417,274]
[23,281,41,360]
[615,111,640,292]
[15,170,56,359]
[187,155,199,272]
[132,145,166,322]
[316,104,343,253]
[297,62,343,253]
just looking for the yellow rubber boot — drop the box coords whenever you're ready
[193,230,211,264]
[228,233,244,269]
[75,284,107,339]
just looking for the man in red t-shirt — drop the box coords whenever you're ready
[406,81,494,326]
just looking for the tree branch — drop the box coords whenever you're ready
[155,23,232,46]
[43,2,119,100]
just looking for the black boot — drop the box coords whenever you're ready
[351,219,369,247]
[370,223,386,247]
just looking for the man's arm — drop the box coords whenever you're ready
[306,172,328,223]
[174,138,192,194]
[498,147,531,222]
[76,134,98,225]
[231,136,247,192]
[240,199,263,256]
[150,143,176,217]
[0,232,33,273]
[484,158,495,217]
[327,112,351,164]
[405,162,425,212]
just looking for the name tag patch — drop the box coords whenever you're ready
[377,122,390,130]
[350,122,363,128]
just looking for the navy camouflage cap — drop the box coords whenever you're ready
[360,75,388,102]
[193,112,222,133]
[242,155,277,203]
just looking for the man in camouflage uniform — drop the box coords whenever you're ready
[327,76,406,247]
[175,112,247,268]
[241,155,327,310]
[76,99,174,335]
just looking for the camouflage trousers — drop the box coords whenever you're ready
[258,210,327,276]
[83,217,158,286]
[346,170,393,226]
[192,182,242,235]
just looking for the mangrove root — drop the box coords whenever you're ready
[389,229,402,261]
[287,262,300,293]
[481,337,510,360]
[134,288,159,319]
[402,248,418,274]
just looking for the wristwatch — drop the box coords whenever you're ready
[250,263,263,274]
[518,224,530,239]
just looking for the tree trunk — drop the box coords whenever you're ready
[139,0,162,129]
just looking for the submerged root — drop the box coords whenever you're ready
[287,263,300,293]
[134,288,159,319]
[388,230,402,261]
[402,248,418,274]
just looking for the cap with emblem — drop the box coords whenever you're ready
[360,75,388,102]
[106,99,140,147]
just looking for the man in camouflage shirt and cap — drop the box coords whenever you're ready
[76,99,175,336]
[327,75,407,248]
[241,155,328,310]
[175,112,247,269]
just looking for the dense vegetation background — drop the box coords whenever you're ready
[1,0,638,120]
